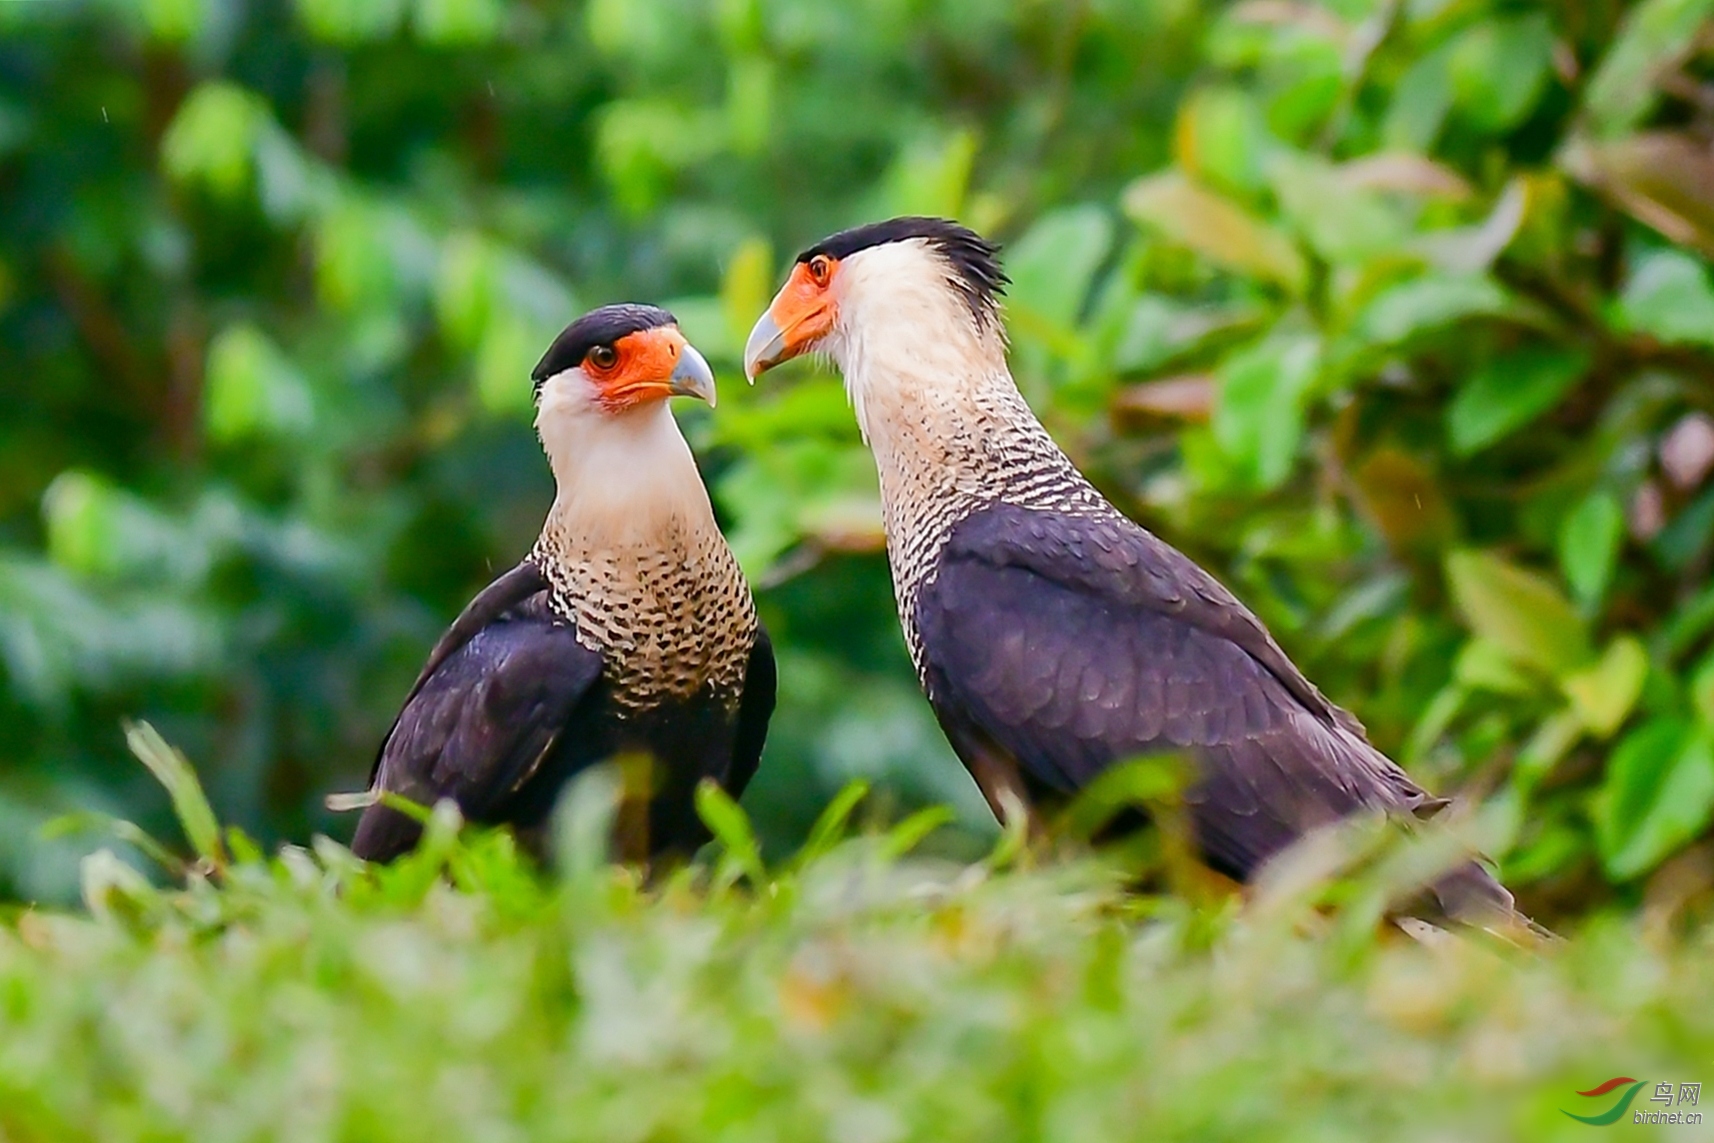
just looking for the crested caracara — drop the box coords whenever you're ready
[744,217,1516,923]
[351,304,774,863]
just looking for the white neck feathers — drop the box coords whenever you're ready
[534,395,715,551]
[827,241,1011,452]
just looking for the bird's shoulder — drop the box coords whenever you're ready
[410,560,562,687]
[931,501,1361,736]
[366,560,596,783]
[915,504,1442,859]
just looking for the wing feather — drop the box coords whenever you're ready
[352,563,602,861]
[725,625,777,801]
[916,504,1441,879]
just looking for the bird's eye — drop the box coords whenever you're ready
[807,255,832,285]
[587,345,618,371]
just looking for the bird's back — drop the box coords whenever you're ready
[886,388,1514,923]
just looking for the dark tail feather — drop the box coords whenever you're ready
[1430,861,1559,944]
[350,804,423,863]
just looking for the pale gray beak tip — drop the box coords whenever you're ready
[744,312,787,381]
[669,343,718,407]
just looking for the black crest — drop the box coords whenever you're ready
[531,303,677,389]
[798,216,1008,324]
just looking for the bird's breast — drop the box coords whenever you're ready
[534,530,756,712]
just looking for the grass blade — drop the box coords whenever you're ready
[123,721,225,869]
[696,778,765,887]
[793,779,870,868]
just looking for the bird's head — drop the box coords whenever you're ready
[531,305,718,526]
[743,217,1008,385]
[533,303,716,419]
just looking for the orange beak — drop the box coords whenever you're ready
[744,261,837,379]
[597,326,718,410]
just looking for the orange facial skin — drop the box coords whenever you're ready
[744,254,839,377]
[584,325,692,411]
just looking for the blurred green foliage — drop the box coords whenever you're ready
[1,0,1712,920]
[6,746,1709,1141]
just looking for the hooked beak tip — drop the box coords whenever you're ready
[743,312,789,381]
[667,343,717,407]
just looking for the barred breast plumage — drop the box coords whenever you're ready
[533,515,757,712]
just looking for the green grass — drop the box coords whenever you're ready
[1,730,1709,1142]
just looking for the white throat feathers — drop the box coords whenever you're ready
[535,375,712,542]
[822,240,1009,448]
[531,373,756,707]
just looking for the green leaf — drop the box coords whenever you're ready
[1006,205,1113,331]
[1354,275,1512,347]
[296,0,406,41]
[474,311,542,418]
[1414,179,1527,275]
[1561,635,1649,738]
[204,323,315,442]
[1614,249,1714,347]
[1268,151,1404,266]
[314,198,397,314]
[1212,331,1321,490]
[1653,484,1714,571]
[1594,718,1714,880]
[793,780,870,867]
[435,232,498,353]
[876,805,957,861]
[551,765,623,882]
[695,779,765,885]
[1124,172,1307,294]
[0,100,28,160]
[80,849,159,928]
[1444,550,1593,677]
[1515,708,1589,787]
[40,471,207,584]
[1502,819,1587,885]
[1666,583,1714,657]
[143,0,205,43]
[725,56,776,158]
[882,129,977,220]
[123,721,225,868]
[1445,346,1589,455]
[1110,297,1261,374]
[160,82,267,199]
[1175,85,1272,195]
[413,0,503,44]
[595,99,722,216]
[1058,755,1187,843]
[721,236,776,352]
[1583,0,1714,138]
[1558,490,1625,607]
[41,471,128,579]
[1447,13,1555,135]
[1453,638,1537,697]
[1383,43,1453,152]
[1688,652,1714,728]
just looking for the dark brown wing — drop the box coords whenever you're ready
[725,624,776,801]
[351,562,603,861]
[914,504,1442,880]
